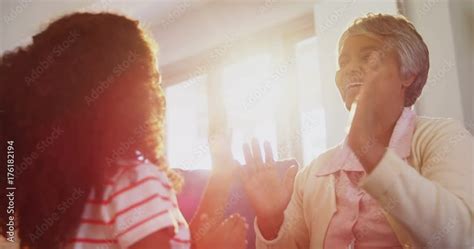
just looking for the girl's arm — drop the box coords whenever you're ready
[189,126,240,246]
[129,228,173,249]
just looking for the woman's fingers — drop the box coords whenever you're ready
[243,138,275,176]
[251,138,264,169]
[283,165,298,198]
[263,140,274,164]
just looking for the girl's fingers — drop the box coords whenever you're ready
[242,143,256,173]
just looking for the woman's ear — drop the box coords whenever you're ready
[401,74,416,89]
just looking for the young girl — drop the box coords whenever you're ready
[0,13,247,249]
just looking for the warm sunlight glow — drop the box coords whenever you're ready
[165,76,211,170]
[295,37,327,165]
[221,54,279,164]
[165,39,327,169]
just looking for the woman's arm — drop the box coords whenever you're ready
[360,119,473,248]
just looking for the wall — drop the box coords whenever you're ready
[1,0,94,53]
[448,0,473,133]
[403,0,468,129]
[0,0,184,54]
[152,1,315,66]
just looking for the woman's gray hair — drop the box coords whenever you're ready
[338,13,429,106]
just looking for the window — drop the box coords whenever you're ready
[295,37,327,166]
[163,15,325,170]
[221,54,279,164]
[165,75,211,170]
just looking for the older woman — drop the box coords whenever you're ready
[240,13,473,249]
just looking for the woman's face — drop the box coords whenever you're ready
[335,34,409,111]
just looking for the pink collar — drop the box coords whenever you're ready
[316,107,416,176]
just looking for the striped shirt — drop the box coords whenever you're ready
[67,160,190,249]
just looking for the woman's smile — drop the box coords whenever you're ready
[344,81,363,101]
[344,82,363,93]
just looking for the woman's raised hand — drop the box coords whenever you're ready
[239,139,298,229]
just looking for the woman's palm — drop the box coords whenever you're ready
[240,139,298,219]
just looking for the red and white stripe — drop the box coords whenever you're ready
[67,162,190,249]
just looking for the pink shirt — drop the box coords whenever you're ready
[316,108,416,249]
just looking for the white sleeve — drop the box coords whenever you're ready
[109,163,183,248]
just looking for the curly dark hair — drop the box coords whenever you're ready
[0,12,181,249]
